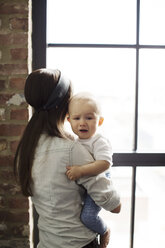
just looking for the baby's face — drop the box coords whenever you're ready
[68,99,100,139]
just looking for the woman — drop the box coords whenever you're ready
[14,68,121,248]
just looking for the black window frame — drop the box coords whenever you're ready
[32,1,165,248]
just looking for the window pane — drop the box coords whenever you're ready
[138,49,165,152]
[47,48,136,151]
[134,167,165,248]
[140,0,165,45]
[47,0,136,44]
[100,167,132,248]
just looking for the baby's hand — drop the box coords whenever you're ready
[66,166,82,180]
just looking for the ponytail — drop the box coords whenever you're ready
[14,112,45,196]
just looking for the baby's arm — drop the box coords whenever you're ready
[66,160,110,181]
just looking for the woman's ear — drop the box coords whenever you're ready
[98,117,104,126]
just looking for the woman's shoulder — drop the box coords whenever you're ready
[36,133,76,154]
[36,133,94,158]
[70,140,94,165]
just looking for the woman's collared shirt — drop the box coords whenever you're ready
[31,134,120,248]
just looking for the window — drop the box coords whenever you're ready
[32,1,165,248]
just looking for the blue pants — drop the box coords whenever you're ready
[81,193,107,235]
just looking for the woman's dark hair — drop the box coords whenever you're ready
[14,69,72,196]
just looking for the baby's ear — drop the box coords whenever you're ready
[67,115,70,122]
[67,116,70,122]
[98,117,104,126]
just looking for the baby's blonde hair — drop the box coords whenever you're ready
[69,92,102,115]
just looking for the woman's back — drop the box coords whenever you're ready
[14,69,121,248]
[31,134,96,248]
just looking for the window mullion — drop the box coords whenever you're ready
[134,0,140,152]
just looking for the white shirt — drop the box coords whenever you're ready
[78,133,113,165]
[31,134,120,248]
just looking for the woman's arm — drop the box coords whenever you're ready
[66,160,110,180]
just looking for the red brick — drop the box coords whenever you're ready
[0,124,26,136]
[0,195,7,208]
[8,197,29,209]
[0,183,21,196]
[0,170,14,181]
[10,108,28,120]
[9,78,25,90]
[9,18,28,31]
[0,34,28,46]
[10,48,28,60]
[0,94,13,104]
[0,211,29,223]
[0,3,28,15]
[0,155,13,167]
[10,140,19,153]
[0,80,5,90]
[0,0,29,243]
[0,64,27,76]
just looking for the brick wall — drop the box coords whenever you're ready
[0,0,30,247]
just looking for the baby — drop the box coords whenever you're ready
[66,92,120,248]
